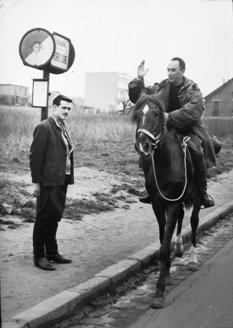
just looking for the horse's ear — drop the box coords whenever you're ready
[159,98,165,111]
[154,93,165,111]
[151,88,161,100]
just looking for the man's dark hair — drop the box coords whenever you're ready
[53,94,73,106]
[171,57,186,71]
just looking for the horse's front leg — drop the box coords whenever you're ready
[152,200,166,245]
[152,203,179,308]
[152,199,171,276]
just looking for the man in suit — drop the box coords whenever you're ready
[29,94,74,270]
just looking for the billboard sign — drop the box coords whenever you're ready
[50,32,70,71]
[19,28,75,74]
[19,28,55,69]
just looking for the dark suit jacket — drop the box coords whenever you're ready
[29,116,74,186]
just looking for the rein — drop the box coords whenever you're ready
[138,128,190,202]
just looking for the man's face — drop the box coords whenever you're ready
[167,60,184,85]
[53,100,72,121]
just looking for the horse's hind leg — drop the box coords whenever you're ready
[189,199,201,271]
[152,201,166,245]
[174,204,185,257]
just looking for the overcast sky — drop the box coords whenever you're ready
[0,0,232,98]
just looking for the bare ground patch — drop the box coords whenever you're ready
[0,139,233,321]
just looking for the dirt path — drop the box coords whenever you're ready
[1,168,233,322]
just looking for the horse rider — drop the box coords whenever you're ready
[128,57,216,208]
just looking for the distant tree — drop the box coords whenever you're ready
[118,90,130,114]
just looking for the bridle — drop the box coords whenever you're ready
[137,128,162,150]
[137,126,190,202]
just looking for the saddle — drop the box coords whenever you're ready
[176,133,222,156]
[176,132,222,183]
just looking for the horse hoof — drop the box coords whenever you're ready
[174,244,184,257]
[189,262,198,271]
[151,297,165,308]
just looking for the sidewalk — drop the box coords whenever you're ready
[131,216,233,328]
[2,170,233,328]
[75,212,233,328]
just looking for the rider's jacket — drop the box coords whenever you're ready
[128,77,216,168]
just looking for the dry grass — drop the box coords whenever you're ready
[202,116,233,139]
[0,106,136,168]
[1,106,233,177]
[0,106,233,222]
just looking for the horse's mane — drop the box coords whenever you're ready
[130,93,165,124]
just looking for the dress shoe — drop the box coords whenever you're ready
[34,257,56,271]
[46,253,72,264]
[139,190,152,204]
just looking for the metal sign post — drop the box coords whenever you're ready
[41,68,50,121]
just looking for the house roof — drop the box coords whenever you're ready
[0,83,29,89]
[204,78,233,99]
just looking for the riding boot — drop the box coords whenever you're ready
[195,165,215,208]
[139,190,151,204]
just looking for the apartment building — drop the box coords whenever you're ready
[0,84,29,106]
[84,71,153,113]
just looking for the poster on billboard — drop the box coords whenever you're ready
[50,32,70,71]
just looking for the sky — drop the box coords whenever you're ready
[0,0,232,98]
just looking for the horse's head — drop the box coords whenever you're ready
[131,94,166,156]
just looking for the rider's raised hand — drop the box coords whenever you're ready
[137,60,149,80]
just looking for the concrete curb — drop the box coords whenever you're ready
[4,201,233,328]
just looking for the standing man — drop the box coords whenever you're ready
[129,58,216,208]
[30,94,74,270]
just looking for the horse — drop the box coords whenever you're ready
[131,94,201,308]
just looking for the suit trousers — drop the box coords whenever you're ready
[33,175,70,260]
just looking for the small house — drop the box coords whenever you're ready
[204,78,233,117]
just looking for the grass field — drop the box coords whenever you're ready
[0,106,233,220]
[1,106,233,166]
[202,116,233,140]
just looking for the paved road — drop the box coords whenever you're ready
[65,214,233,328]
[131,220,233,328]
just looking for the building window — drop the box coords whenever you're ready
[212,100,220,116]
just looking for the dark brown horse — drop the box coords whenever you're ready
[132,94,201,308]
